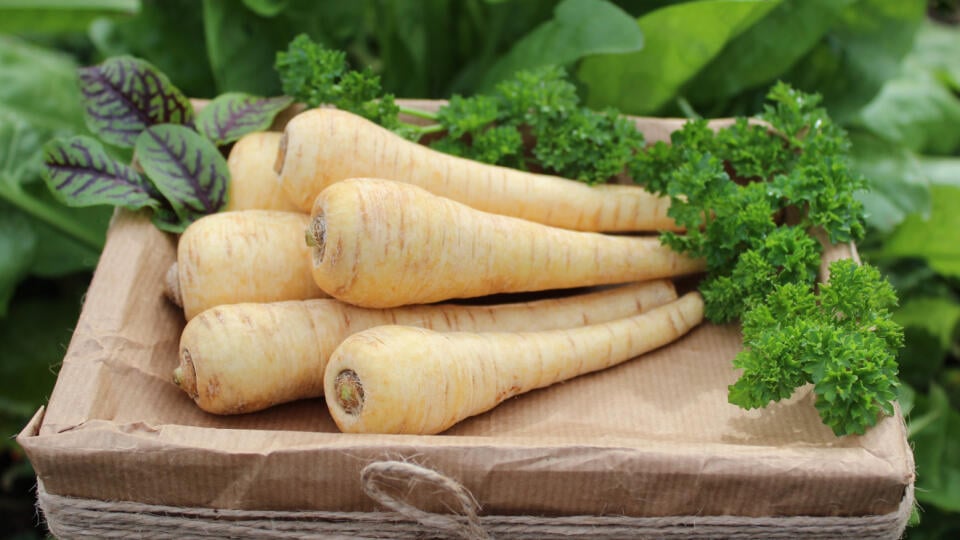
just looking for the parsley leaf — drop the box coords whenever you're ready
[730,261,902,436]
[638,83,902,436]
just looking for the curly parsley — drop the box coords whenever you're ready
[636,83,902,436]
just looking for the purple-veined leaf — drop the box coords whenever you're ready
[42,135,158,210]
[135,124,228,229]
[196,93,293,146]
[78,56,194,148]
[151,204,188,233]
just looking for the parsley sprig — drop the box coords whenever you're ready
[275,36,903,437]
[637,83,902,436]
[276,34,643,184]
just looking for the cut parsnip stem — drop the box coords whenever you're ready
[175,280,677,414]
[176,210,327,320]
[325,291,705,435]
[277,108,677,232]
[308,178,704,308]
[225,132,301,212]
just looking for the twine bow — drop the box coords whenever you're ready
[361,461,492,540]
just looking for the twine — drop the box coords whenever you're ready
[37,460,912,539]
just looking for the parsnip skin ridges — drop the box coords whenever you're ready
[325,292,705,435]
[277,108,678,232]
[225,132,301,212]
[308,178,705,308]
[175,281,678,414]
[176,210,326,320]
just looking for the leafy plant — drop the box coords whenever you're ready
[42,55,292,232]
[0,35,110,314]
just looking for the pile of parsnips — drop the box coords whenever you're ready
[168,108,706,435]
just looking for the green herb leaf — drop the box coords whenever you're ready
[202,0,287,94]
[0,35,87,135]
[0,212,37,316]
[578,0,780,114]
[920,156,960,189]
[41,135,158,210]
[782,0,926,123]
[18,187,108,277]
[910,384,960,512]
[683,0,853,107]
[883,185,960,279]
[135,124,228,230]
[276,34,402,129]
[89,0,216,99]
[856,69,960,155]
[849,132,931,233]
[731,260,902,436]
[479,0,644,89]
[195,92,293,146]
[78,55,194,147]
[910,19,960,91]
[894,296,960,388]
[0,36,109,271]
[242,0,288,17]
[0,0,139,34]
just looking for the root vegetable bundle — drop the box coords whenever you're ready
[167,109,707,434]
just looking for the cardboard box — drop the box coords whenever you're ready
[17,113,914,537]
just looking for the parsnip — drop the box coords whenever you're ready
[326,292,705,434]
[224,132,301,212]
[277,108,677,232]
[174,281,677,414]
[308,178,704,308]
[176,210,326,320]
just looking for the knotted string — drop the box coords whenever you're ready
[361,460,492,539]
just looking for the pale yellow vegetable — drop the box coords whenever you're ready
[325,292,705,435]
[277,108,677,232]
[173,280,677,414]
[224,132,301,212]
[308,178,704,308]
[176,210,326,320]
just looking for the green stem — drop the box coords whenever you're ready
[399,105,439,121]
[2,187,105,251]
[412,123,446,136]
[676,96,701,120]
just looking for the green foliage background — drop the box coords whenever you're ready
[0,0,957,537]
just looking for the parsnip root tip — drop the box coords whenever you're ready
[176,348,200,400]
[334,369,364,415]
[164,262,182,307]
[274,130,288,176]
[307,214,326,264]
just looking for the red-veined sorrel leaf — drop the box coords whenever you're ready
[42,135,158,209]
[135,124,228,230]
[196,93,293,146]
[79,56,193,148]
[151,204,188,233]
